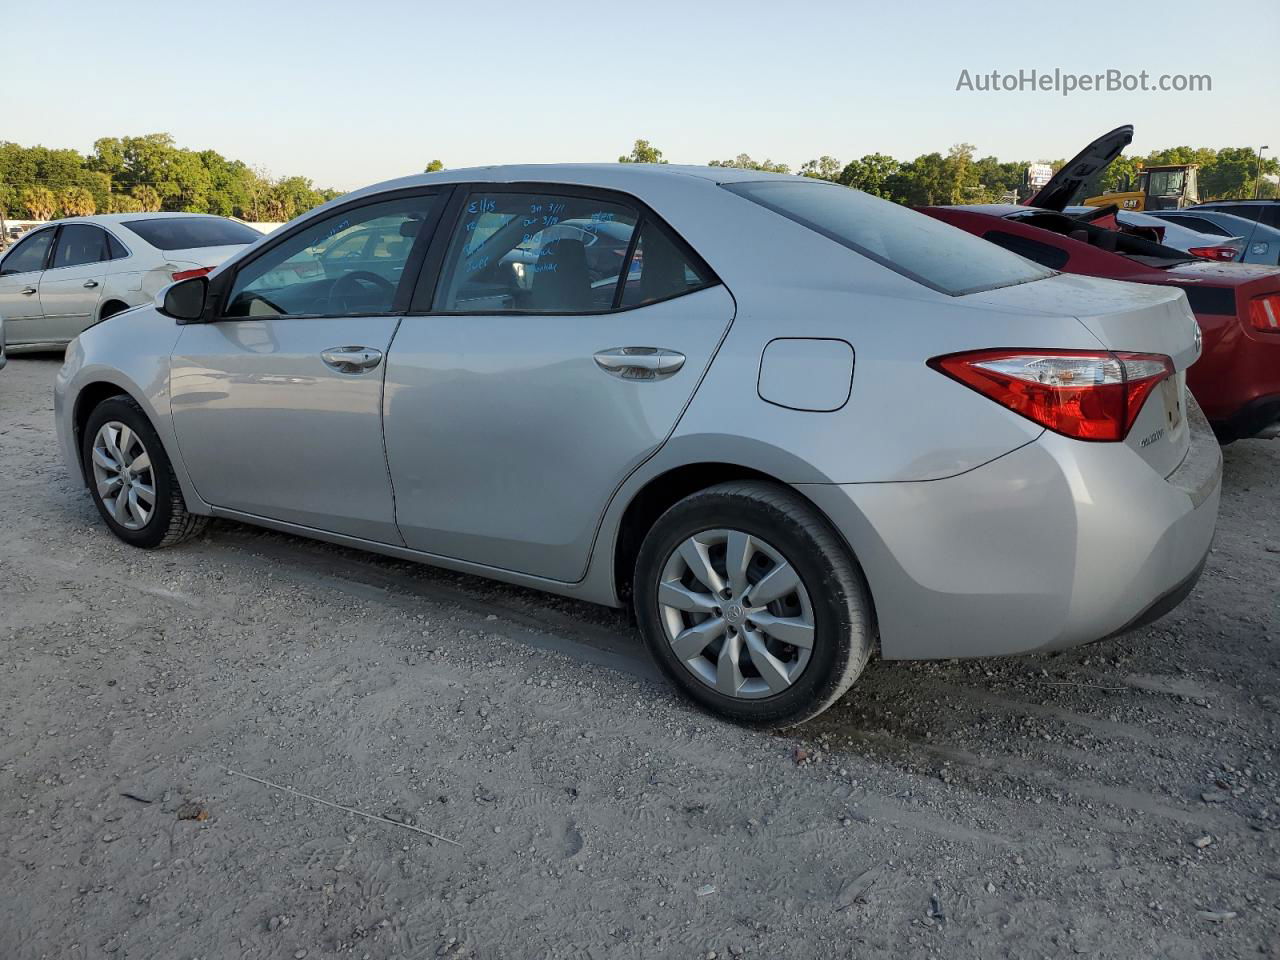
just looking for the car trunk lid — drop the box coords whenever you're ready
[964,271,1200,477]
[1026,125,1134,212]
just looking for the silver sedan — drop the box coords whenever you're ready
[54,164,1221,726]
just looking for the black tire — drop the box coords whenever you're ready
[634,481,875,728]
[82,395,208,549]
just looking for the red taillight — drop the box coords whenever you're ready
[1187,245,1239,262]
[1249,293,1280,333]
[171,266,213,281]
[929,349,1174,442]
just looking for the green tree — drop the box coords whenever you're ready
[58,185,96,217]
[109,193,144,213]
[708,154,790,174]
[618,139,666,164]
[838,154,899,196]
[132,185,162,212]
[424,159,445,172]
[799,156,842,181]
[20,185,56,220]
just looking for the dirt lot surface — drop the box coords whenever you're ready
[1,355,1278,960]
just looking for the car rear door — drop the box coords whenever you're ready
[0,227,56,344]
[169,189,446,542]
[382,184,735,582]
[38,223,112,340]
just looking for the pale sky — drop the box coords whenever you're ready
[2,0,1275,191]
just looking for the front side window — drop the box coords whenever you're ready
[724,180,1052,296]
[224,195,437,318]
[0,229,55,276]
[435,192,640,313]
[51,224,109,269]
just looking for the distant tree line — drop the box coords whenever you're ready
[0,133,345,223]
[618,139,1280,203]
[4,134,1274,226]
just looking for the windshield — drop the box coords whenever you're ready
[724,181,1052,296]
[1147,170,1186,198]
[124,217,261,250]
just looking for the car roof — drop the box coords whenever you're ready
[342,163,802,202]
[44,212,236,227]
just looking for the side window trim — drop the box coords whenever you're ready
[210,186,452,322]
[406,181,721,317]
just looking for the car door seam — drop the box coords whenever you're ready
[381,316,409,547]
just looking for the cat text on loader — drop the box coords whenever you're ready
[1083,163,1201,211]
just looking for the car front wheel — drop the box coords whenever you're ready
[634,481,875,727]
[82,395,208,548]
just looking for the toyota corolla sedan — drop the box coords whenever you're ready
[0,213,260,353]
[54,164,1221,726]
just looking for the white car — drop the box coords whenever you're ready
[0,214,261,355]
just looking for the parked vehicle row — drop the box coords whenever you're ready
[53,163,1221,726]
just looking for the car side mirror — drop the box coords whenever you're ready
[160,276,209,323]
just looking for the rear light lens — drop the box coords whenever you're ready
[1248,293,1280,333]
[929,349,1174,442]
[171,266,213,281]
[1187,245,1239,262]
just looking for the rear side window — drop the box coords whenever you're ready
[0,229,54,275]
[619,221,713,307]
[52,224,109,268]
[124,217,261,250]
[105,232,130,259]
[981,230,1070,270]
[724,180,1053,296]
[435,192,640,313]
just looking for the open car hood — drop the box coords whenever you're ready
[1026,125,1133,212]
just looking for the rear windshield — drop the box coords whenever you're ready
[723,181,1053,296]
[123,217,261,250]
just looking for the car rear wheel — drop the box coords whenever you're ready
[634,481,874,727]
[82,396,208,549]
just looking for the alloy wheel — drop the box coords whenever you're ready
[91,421,156,531]
[656,529,815,699]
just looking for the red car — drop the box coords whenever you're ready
[920,128,1280,442]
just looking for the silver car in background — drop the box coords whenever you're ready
[54,165,1221,726]
[1145,208,1280,266]
[0,213,260,353]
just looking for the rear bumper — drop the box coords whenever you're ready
[799,400,1222,659]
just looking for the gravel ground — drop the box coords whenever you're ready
[1,355,1278,960]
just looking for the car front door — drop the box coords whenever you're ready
[383,185,735,581]
[0,227,56,346]
[39,224,112,341]
[169,190,445,542]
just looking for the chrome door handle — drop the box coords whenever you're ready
[593,347,685,381]
[21,287,36,296]
[83,280,99,288]
[321,346,383,374]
